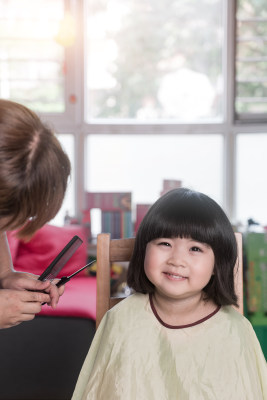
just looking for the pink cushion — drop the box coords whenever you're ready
[39,276,96,320]
[7,224,96,321]
[13,224,88,278]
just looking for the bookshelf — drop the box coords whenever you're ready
[83,192,133,240]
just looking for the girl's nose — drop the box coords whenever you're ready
[167,247,186,267]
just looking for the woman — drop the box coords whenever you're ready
[0,99,71,329]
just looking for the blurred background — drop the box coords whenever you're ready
[1,0,267,231]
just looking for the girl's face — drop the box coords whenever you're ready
[144,237,215,302]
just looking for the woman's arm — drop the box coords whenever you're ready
[0,232,63,328]
[0,231,13,279]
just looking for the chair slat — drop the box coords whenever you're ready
[109,238,135,261]
[234,232,243,314]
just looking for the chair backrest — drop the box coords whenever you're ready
[96,232,243,328]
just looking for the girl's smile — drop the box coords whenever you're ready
[163,271,188,281]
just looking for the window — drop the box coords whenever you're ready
[235,0,267,122]
[0,0,65,113]
[84,0,225,230]
[53,134,75,226]
[0,0,78,225]
[86,134,223,206]
[1,0,267,230]
[84,0,224,122]
[236,133,267,226]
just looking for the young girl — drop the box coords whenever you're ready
[0,99,70,328]
[72,188,267,399]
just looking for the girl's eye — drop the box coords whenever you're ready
[158,241,171,247]
[191,246,202,252]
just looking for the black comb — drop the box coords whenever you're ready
[38,235,83,282]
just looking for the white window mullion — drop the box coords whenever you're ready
[223,0,237,222]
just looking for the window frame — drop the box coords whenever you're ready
[39,0,84,128]
[34,0,267,225]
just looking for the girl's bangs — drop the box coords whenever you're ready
[146,206,216,245]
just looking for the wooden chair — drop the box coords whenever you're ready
[96,232,243,328]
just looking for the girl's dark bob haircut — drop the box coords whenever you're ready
[127,188,239,307]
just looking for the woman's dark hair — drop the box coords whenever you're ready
[0,99,71,238]
[127,188,238,307]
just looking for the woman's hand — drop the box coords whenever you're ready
[0,233,65,329]
[0,271,65,309]
[0,288,52,329]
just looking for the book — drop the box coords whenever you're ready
[83,192,133,239]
